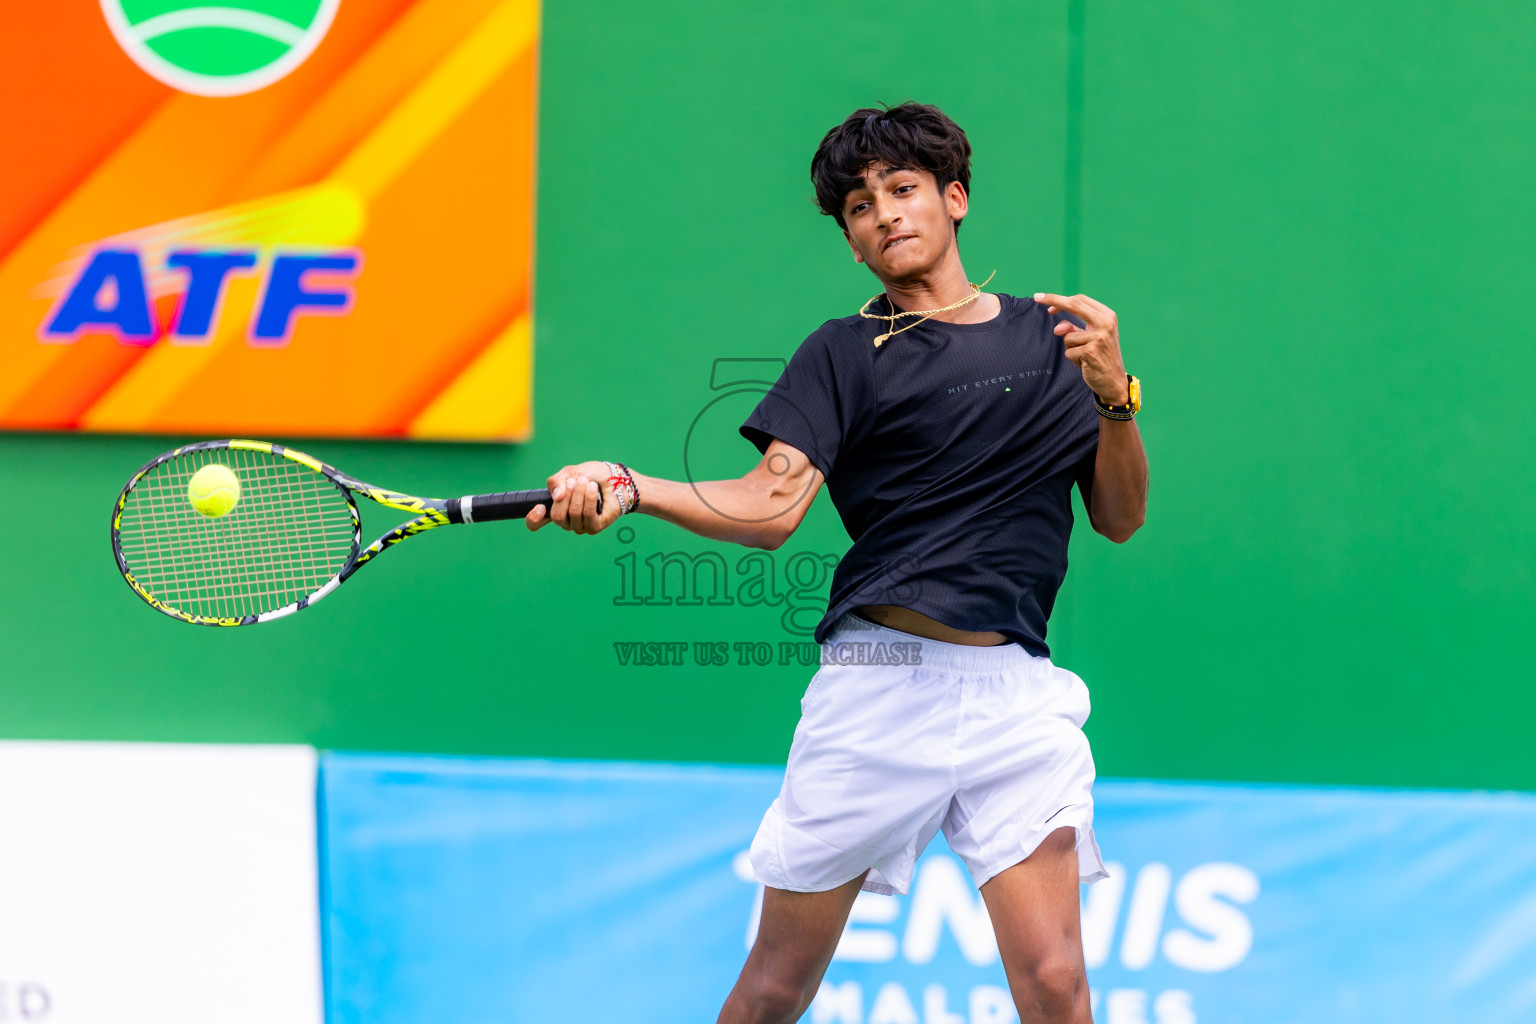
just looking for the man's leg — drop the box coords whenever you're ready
[980,827,1093,1023]
[716,871,868,1024]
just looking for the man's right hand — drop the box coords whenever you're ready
[525,461,622,536]
[526,440,825,550]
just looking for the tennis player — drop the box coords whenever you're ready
[528,102,1148,1023]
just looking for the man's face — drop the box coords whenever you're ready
[840,164,967,283]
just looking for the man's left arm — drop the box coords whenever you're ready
[1036,292,1149,543]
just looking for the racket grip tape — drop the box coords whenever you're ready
[447,487,603,524]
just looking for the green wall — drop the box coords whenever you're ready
[2,0,1531,791]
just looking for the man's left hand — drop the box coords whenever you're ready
[1035,292,1129,405]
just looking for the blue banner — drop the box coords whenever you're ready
[321,756,1536,1023]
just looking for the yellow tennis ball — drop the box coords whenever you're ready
[188,463,241,518]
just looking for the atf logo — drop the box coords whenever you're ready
[100,0,341,97]
[41,247,361,347]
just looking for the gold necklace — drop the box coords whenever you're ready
[858,269,998,347]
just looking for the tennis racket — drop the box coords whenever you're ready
[110,439,592,626]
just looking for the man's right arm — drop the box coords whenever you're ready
[525,438,824,550]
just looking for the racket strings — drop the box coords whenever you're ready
[116,447,356,620]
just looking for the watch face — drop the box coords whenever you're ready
[1129,376,1142,413]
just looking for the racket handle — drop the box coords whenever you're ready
[447,487,602,524]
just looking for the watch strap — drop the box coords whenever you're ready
[1094,374,1140,420]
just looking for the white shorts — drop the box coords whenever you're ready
[750,612,1109,896]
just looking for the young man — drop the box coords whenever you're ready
[527,102,1148,1023]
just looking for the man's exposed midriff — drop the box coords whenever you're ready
[853,604,1010,646]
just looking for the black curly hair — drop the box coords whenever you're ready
[810,102,973,235]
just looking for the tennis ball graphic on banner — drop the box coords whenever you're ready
[100,0,341,97]
[188,463,241,518]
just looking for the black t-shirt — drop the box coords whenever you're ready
[739,292,1100,656]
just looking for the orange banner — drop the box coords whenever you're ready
[0,0,537,440]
